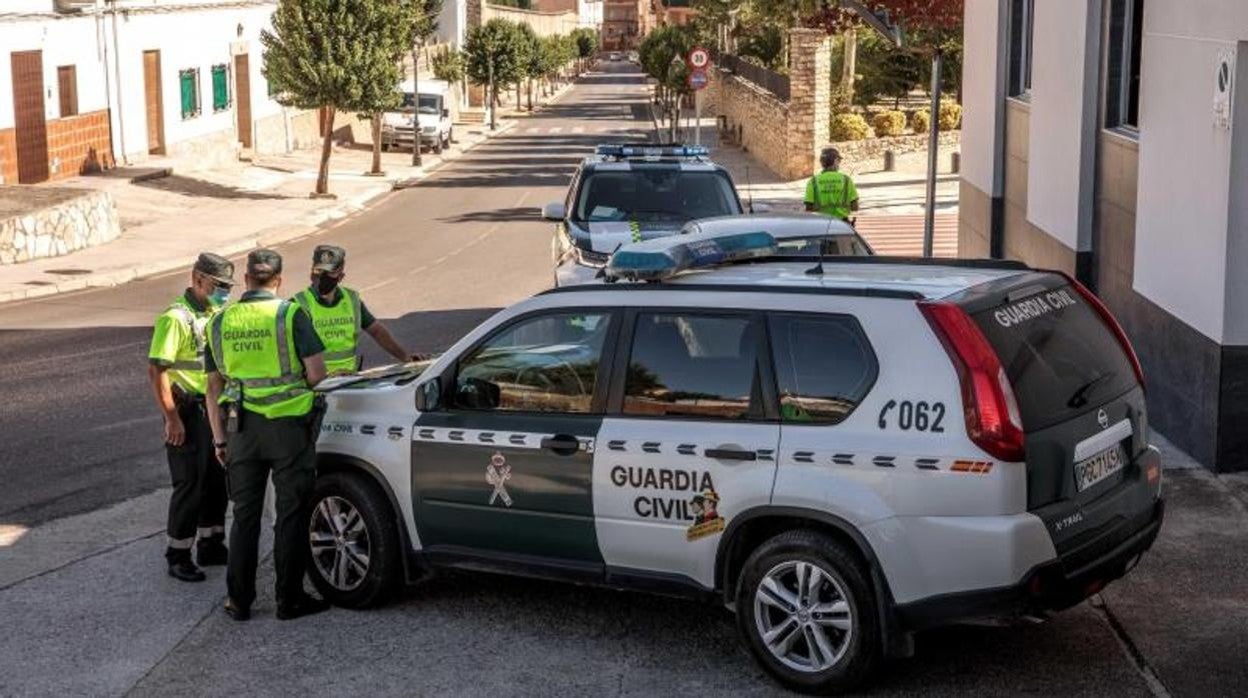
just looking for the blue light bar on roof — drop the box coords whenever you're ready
[595,144,709,158]
[604,230,777,282]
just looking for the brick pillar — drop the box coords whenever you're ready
[467,0,483,29]
[784,29,832,179]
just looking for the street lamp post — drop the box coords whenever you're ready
[923,47,942,258]
[412,40,423,167]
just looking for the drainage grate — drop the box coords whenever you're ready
[44,269,93,276]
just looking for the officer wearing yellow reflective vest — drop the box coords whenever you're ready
[205,249,331,622]
[147,253,234,582]
[294,245,415,375]
[804,146,859,221]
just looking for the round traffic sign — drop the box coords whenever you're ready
[688,70,709,91]
[688,47,710,70]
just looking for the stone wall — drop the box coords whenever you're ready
[716,29,832,180]
[0,188,120,265]
[833,131,961,171]
[482,4,580,36]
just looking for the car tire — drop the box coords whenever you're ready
[433,136,443,154]
[306,471,402,609]
[735,530,881,694]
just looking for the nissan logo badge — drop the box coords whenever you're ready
[1097,409,1109,429]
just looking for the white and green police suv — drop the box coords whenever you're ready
[307,232,1164,693]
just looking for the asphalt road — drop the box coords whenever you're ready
[0,63,650,527]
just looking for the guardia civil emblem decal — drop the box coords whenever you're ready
[486,451,513,507]
[686,489,725,541]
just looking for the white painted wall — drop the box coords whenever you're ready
[436,0,467,47]
[1132,4,1241,342]
[1025,0,1096,252]
[1224,43,1248,345]
[578,0,603,28]
[0,14,111,129]
[106,3,282,162]
[959,0,1004,197]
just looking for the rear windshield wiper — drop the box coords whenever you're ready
[1066,372,1115,408]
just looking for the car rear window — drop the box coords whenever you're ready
[573,168,740,223]
[971,285,1138,431]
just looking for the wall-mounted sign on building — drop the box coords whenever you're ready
[1214,48,1234,130]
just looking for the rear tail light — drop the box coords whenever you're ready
[1058,272,1146,391]
[919,301,1026,462]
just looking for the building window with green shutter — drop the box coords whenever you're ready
[211,64,230,113]
[179,68,201,120]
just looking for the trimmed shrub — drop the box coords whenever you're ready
[939,102,963,131]
[911,109,930,134]
[830,113,870,141]
[872,110,907,137]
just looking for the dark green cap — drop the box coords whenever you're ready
[193,253,235,286]
[247,248,283,277]
[312,244,346,273]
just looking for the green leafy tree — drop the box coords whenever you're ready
[431,46,465,84]
[514,23,541,111]
[571,27,599,73]
[465,18,525,130]
[263,0,406,195]
[638,25,695,141]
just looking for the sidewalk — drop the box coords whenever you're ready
[0,116,536,304]
[701,120,961,256]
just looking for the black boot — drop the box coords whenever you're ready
[197,537,228,566]
[167,550,206,583]
[276,593,331,621]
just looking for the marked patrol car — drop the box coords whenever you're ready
[309,232,1164,693]
[543,144,753,287]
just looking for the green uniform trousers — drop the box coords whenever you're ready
[165,397,228,562]
[225,414,316,608]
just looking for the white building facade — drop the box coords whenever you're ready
[959,0,1248,471]
[1,0,330,184]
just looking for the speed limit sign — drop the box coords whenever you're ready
[688,47,710,70]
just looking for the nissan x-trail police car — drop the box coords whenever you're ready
[543,144,749,286]
[309,232,1164,694]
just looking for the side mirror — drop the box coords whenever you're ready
[415,380,441,412]
[750,202,772,214]
[442,108,450,118]
[541,202,566,222]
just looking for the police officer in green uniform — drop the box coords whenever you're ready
[204,249,330,621]
[804,147,860,221]
[147,253,235,582]
[294,245,416,375]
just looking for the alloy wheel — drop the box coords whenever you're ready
[309,495,371,591]
[753,560,854,673]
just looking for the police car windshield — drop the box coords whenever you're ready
[573,168,740,223]
[400,93,440,114]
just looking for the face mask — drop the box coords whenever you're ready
[209,287,231,306]
[316,274,340,295]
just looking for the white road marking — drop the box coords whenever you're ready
[11,341,148,368]
[548,127,563,133]
[571,126,585,133]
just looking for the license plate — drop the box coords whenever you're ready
[1075,443,1125,492]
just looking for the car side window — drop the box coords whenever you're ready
[623,313,763,420]
[768,314,877,424]
[453,312,612,414]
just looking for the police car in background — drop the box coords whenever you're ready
[308,231,1164,694]
[544,144,754,286]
